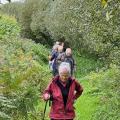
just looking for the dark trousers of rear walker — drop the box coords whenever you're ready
[52,68,58,76]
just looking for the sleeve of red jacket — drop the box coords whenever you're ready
[43,81,53,99]
[74,80,83,99]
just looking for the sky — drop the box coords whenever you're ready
[0,0,22,4]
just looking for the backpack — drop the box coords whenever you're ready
[64,56,75,75]
[56,52,65,69]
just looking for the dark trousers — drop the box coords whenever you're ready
[52,68,58,76]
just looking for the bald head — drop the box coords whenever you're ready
[66,48,72,56]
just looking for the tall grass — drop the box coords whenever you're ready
[74,52,103,120]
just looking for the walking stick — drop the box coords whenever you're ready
[42,100,48,120]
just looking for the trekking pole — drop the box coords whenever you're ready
[42,100,48,120]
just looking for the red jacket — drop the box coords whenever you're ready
[43,76,83,119]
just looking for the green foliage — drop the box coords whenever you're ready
[19,0,53,45]
[19,0,39,39]
[0,2,23,21]
[0,14,51,119]
[74,62,119,120]
[108,48,120,66]
[0,1,120,119]
[74,79,99,120]
[2,0,119,65]
[0,96,16,119]
[0,35,51,119]
[0,13,20,38]
[18,0,120,64]
[44,0,120,64]
[30,0,53,45]
[73,52,119,120]
[70,53,102,120]
[74,51,104,78]
[87,65,120,120]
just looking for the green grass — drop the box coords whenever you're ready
[35,100,50,120]
[74,55,102,120]
[75,79,99,120]
[74,53,103,78]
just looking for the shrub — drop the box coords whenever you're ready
[44,0,120,64]
[0,2,23,21]
[88,65,120,120]
[0,13,51,119]
[0,13,20,38]
[0,36,51,119]
[2,0,119,65]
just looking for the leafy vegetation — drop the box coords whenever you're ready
[74,51,104,78]
[0,0,120,120]
[1,0,119,65]
[0,2,23,21]
[0,13,20,38]
[0,14,51,120]
[89,65,120,120]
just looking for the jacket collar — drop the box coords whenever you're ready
[53,75,74,83]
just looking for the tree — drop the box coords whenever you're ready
[7,0,11,3]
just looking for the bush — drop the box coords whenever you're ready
[31,10,53,45]
[0,13,20,38]
[45,0,120,61]
[0,14,51,119]
[0,2,23,21]
[2,0,119,65]
[19,0,51,41]
[0,36,51,119]
[0,38,50,118]
[88,65,120,120]
[108,48,120,66]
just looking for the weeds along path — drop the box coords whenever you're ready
[73,54,102,120]
[75,78,99,120]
